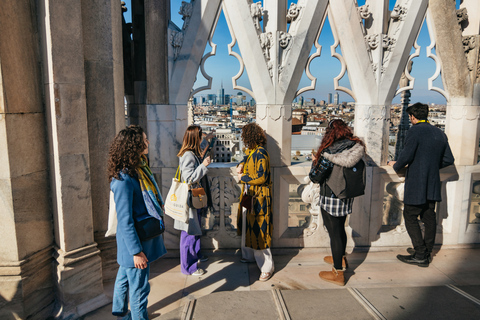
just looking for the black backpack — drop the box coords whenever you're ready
[327,159,366,199]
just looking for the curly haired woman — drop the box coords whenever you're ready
[312,119,365,286]
[108,125,166,320]
[237,123,274,281]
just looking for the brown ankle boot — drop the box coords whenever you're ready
[323,256,348,270]
[319,268,345,286]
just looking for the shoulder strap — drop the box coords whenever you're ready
[175,166,183,182]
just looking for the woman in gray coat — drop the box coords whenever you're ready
[174,125,213,276]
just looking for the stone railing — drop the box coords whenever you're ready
[162,162,480,250]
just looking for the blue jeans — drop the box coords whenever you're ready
[112,265,150,320]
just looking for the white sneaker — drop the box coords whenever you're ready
[191,269,205,276]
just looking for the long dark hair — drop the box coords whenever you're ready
[177,125,202,157]
[315,119,364,163]
[107,125,146,181]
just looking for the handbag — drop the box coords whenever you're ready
[240,192,255,212]
[164,167,190,223]
[105,190,117,237]
[187,183,208,209]
[134,217,164,241]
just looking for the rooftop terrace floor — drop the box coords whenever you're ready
[83,246,480,319]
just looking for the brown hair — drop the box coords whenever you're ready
[315,119,364,163]
[241,123,267,149]
[107,125,146,181]
[177,125,202,157]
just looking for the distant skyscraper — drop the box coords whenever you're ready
[328,93,332,104]
[236,92,244,105]
[334,92,339,105]
[217,82,225,105]
[207,93,216,105]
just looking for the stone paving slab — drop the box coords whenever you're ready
[357,286,480,320]
[280,289,373,319]
[160,291,280,320]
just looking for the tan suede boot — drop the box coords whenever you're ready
[323,256,348,270]
[319,268,345,286]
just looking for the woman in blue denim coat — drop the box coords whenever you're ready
[108,125,167,320]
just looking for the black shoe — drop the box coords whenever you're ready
[397,254,429,267]
[406,248,433,263]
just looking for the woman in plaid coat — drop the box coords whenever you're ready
[312,119,365,286]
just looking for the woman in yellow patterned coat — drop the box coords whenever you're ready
[236,123,274,281]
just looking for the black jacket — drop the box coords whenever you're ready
[393,122,454,205]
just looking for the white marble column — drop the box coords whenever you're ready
[38,0,109,317]
[426,0,480,245]
[429,0,480,166]
[256,104,292,167]
[354,105,390,166]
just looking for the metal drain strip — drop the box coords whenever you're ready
[348,287,387,320]
[272,288,291,320]
[446,284,480,306]
[181,299,196,320]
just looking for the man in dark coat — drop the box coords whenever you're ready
[388,103,454,267]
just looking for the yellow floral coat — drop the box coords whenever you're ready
[237,146,272,250]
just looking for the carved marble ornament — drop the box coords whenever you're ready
[170,30,184,60]
[477,55,480,81]
[250,1,264,31]
[382,35,396,51]
[366,34,379,50]
[279,31,292,49]
[391,5,408,21]
[456,7,468,26]
[358,4,371,20]
[463,35,476,53]
[259,32,273,60]
[179,1,193,30]
[286,3,301,22]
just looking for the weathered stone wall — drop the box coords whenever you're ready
[0,0,54,318]
[0,0,124,318]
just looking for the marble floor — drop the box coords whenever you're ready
[83,246,480,319]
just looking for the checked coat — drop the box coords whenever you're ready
[237,146,272,250]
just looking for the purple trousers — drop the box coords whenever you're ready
[180,211,202,275]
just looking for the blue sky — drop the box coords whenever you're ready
[123,0,462,105]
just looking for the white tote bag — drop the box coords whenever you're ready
[105,190,117,237]
[164,168,189,223]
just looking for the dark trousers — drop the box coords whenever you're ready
[403,201,436,259]
[321,208,347,270]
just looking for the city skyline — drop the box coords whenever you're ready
[123,0,462,105]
